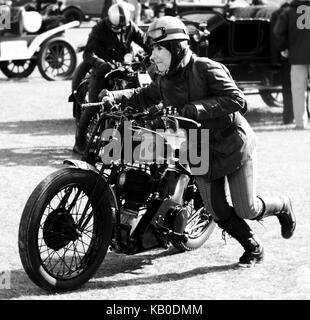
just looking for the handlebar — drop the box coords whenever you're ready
[81,102,201,128]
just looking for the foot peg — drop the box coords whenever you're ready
[160,226,188,243]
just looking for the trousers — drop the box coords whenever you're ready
[290,64,310,129]
[195,150,264,222]
[88,71,108,103]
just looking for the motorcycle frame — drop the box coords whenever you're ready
[64,108,193,251]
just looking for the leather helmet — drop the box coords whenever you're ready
[145,16,189,46]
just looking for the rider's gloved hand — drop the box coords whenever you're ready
[99,89,115,105]
[180,104,198,121]
[148,103,164,116]
[94,61,112,74]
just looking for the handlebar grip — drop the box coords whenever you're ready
[81,102,105,108]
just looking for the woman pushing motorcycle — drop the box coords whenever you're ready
[100,15,296,268]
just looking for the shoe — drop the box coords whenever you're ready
[238,245,264,268]
[257,195,296,239]
[277,197,296,239]
[217,214,264,268]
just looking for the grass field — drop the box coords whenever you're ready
[1,70,309,300]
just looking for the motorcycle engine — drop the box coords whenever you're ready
[118,168,153,212]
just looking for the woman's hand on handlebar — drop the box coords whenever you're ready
[99,89,115,106]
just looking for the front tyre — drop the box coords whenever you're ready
[18,167,113,292]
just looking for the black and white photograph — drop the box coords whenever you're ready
[0,0,309,310]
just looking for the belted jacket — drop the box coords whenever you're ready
[111,50,256,181]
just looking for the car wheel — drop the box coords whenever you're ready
[63,7,84,24]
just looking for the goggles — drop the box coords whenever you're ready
[110,22,128,32]
[145,27,188,44]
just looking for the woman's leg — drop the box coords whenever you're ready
[195,175,263,267]
[227,152,263,220]
[227,152,296,239]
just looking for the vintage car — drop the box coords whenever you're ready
[0,1,78,80]
[160,0,283,107]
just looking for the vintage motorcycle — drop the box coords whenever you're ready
[70,53,153,153]
[18,101,215,292]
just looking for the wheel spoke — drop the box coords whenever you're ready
[36,181,101,279]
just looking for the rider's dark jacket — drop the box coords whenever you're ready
[110,49,256,181]
[83,18,147,75]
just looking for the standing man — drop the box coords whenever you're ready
[270,1,294,125]
[273,0,310,129]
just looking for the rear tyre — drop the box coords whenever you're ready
[171,184,215,252]
[18,167,113,292]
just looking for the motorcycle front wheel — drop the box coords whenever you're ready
[18,167,113,292]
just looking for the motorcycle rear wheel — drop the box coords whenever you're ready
[172,189,215,252]
[18,167,113,292]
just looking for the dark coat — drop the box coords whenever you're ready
[273,0,310,64]
[83,18,147,74]
[111,50,256,181]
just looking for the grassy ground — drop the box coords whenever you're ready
[0,70,309,300]
[1,3,310,299]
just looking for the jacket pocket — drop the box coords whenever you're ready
[213,125,246,158]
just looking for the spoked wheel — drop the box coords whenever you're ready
[171,183,215,252]
[38,37,77,81]
[0,59,36,78]
[18,168,113,292]
[259,74,283,108]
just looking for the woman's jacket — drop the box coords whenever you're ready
[111,50,256,181]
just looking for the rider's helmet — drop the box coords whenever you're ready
[145,16,190,72]
[145,16,189,46]
[107,3,131,32]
